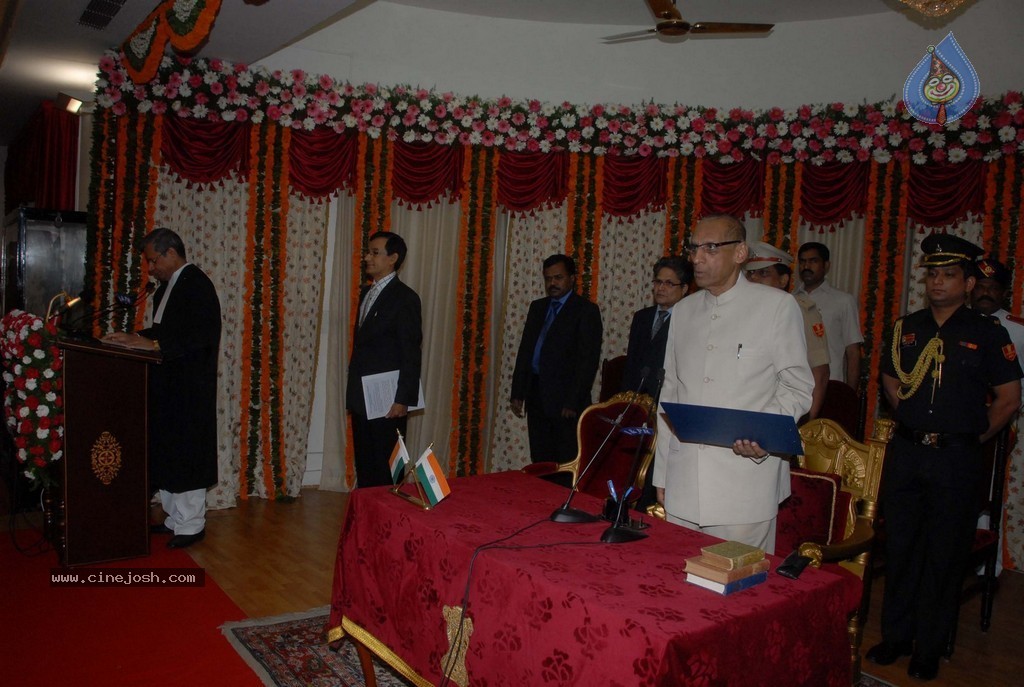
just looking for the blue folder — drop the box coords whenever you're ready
[659,402,804,456]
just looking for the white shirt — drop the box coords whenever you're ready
[795,279,863,382]
[654,276,814,526]
[359,272,396,325]
[992,308,1024,403]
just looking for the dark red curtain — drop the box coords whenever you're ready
[701,157,764,218]
[907,159,986,226]
[160,116,250,183]
[601,154,667,217]
[391,141,464,205]
[290,129,357,198]
[497,150,569,211]
[800,161,870,227]
[4,101,79,214]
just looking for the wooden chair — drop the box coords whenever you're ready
[945,422,1013,657]
[522,391,656,502]
[779,417,895,681]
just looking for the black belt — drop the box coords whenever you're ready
[896,425,978,449]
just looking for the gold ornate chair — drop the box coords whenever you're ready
[522,391,656,502]
[783,417,895,681]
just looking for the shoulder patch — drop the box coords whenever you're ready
[813,322,825,338]
[1004,343,1017,361]
[1007,313,1024,326]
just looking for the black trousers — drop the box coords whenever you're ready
[350,411,408,488]
[878,434,982,659]
[524,375,580,464]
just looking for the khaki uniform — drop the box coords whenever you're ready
[796,293,830,370]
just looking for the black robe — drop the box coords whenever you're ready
[140,263,221,493]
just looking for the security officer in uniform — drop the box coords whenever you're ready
[867,233,1022,682]
[745,241,831,420]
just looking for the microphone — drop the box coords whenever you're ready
[70,283,155,335]
[600,367,665,543]
[550,367,650,524]
[46,290,87,323]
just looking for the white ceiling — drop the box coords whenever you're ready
[0,0,933,146]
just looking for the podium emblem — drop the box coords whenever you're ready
[91,431,123,485]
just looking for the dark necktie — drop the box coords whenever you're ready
[652,310,669,339]
[532,300,562,373]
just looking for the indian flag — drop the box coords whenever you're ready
[414,447,451,506]
[388,434,410,484]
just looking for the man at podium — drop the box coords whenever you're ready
[103,228,222,549]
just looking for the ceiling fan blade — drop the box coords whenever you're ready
[689,22,775,34]
[602,28,659,41]
[602,31,660,45]
[645,0,683,22]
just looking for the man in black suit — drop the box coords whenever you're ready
[104,228,221,549]
[622,256,691,399]
[511,254,603,463]
[346,231,422,487]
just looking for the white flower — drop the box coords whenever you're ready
[860,136,874,150]
[554,129,566,140]
[37,427,49,439]
[927,132,946,147]
[977,115,991,129]
[833,121,849,135]
[303,117,316,131]
[403,130,417,142]
[568,140,581,152]
[468,131,482,145]
[538,140,552,153]
[559,114,576,128]
[279,115,292,128]
[179,84,192,97]
[680,141,695,155]
[221,109,236,121]
[913,152,928,164]
[418,114,431,127]
[45,392,57,402]
[236,71,253,87]
[912,121,929,133]
[529,126,541,138]
[33,349,44,359]
[792,137,807,151]
[151,84,165,97]
[18,406,29,418]
[1008,102,1022,114]
[998,126,1016,142]
[882,101,898,117]
[541,103,556,116]
[192,105,209,119]
[944,118,960,131]
[581,126,595,138]
[343,114,357,127]
[251,111,265,124]
[875,125,888,137]
[888,133,903,146]
[948,148,968,162]
[25,379,36,391]
[460,115,473,127]
[37,406,49,417]
[823,136,836,148]
[138,101,153,113]
[844,103,859,117]
[983,150,1001,161]
[872,149,892,163]
[960,131,978,145]
[664,130,678,144]
[836,150,854,163]
[650,117,664,131]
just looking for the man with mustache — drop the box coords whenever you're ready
[795,242,863,387]
[511,254,603,463]
[971,257,1024,403]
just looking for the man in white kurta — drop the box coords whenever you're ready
[654,215,814,552]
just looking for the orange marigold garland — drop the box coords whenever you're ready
[565,153,603,302]
[449,145,498,477]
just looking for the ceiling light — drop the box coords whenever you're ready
[898,0,968,17]
[57,93,83,114]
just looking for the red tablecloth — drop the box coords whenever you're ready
[329,471,859,686]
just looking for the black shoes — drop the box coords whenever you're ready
[167,529,205,549]
[865,641,913,666]
[907,654,940,681]
[150,523,174,535]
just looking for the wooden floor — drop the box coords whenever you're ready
[11,486,1023,685]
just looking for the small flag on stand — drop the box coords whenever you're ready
[414,446,451,506]
[389,432,410,484]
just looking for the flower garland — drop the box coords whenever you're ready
[566,153,603,302]
[662,156,701,254]
[449,145,498,477]
[95,50,1024,166]
[0,311,64,488]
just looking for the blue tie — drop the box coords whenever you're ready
[532,300,561,373]
[652,310,669,339]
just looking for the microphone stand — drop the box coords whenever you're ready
[550,368,649,524]
[601,368,664,544]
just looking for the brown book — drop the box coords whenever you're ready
[700,540,766,570]
[684,555,771,584]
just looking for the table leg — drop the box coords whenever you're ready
[354,639,378,687]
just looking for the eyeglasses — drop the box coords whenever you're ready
[651,279,682,288]
[683,240,743,258]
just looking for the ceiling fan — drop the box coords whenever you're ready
[603,0,774,43]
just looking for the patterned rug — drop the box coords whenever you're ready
[223,607,894,687]
[220,607,412,687]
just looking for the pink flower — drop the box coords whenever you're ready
[434,104,447,118]
[256,80,271,96]
[498,96,512,108]
[319,74,335,90]
[638,143,652,156]
[856,148,871,162]
[234,109,249,122]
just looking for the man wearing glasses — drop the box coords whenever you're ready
[653,215,813,551]
[622,256,691,399]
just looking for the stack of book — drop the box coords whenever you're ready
[684,540,770,595]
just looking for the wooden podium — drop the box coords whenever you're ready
[55,337,160,566]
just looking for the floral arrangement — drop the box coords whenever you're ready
[0,310,64,488]
[94,49,1024,165]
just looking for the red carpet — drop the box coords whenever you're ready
[0,529,258,686]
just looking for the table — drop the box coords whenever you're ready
[328,471,860,686]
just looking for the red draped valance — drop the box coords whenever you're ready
[150,116,997,228]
